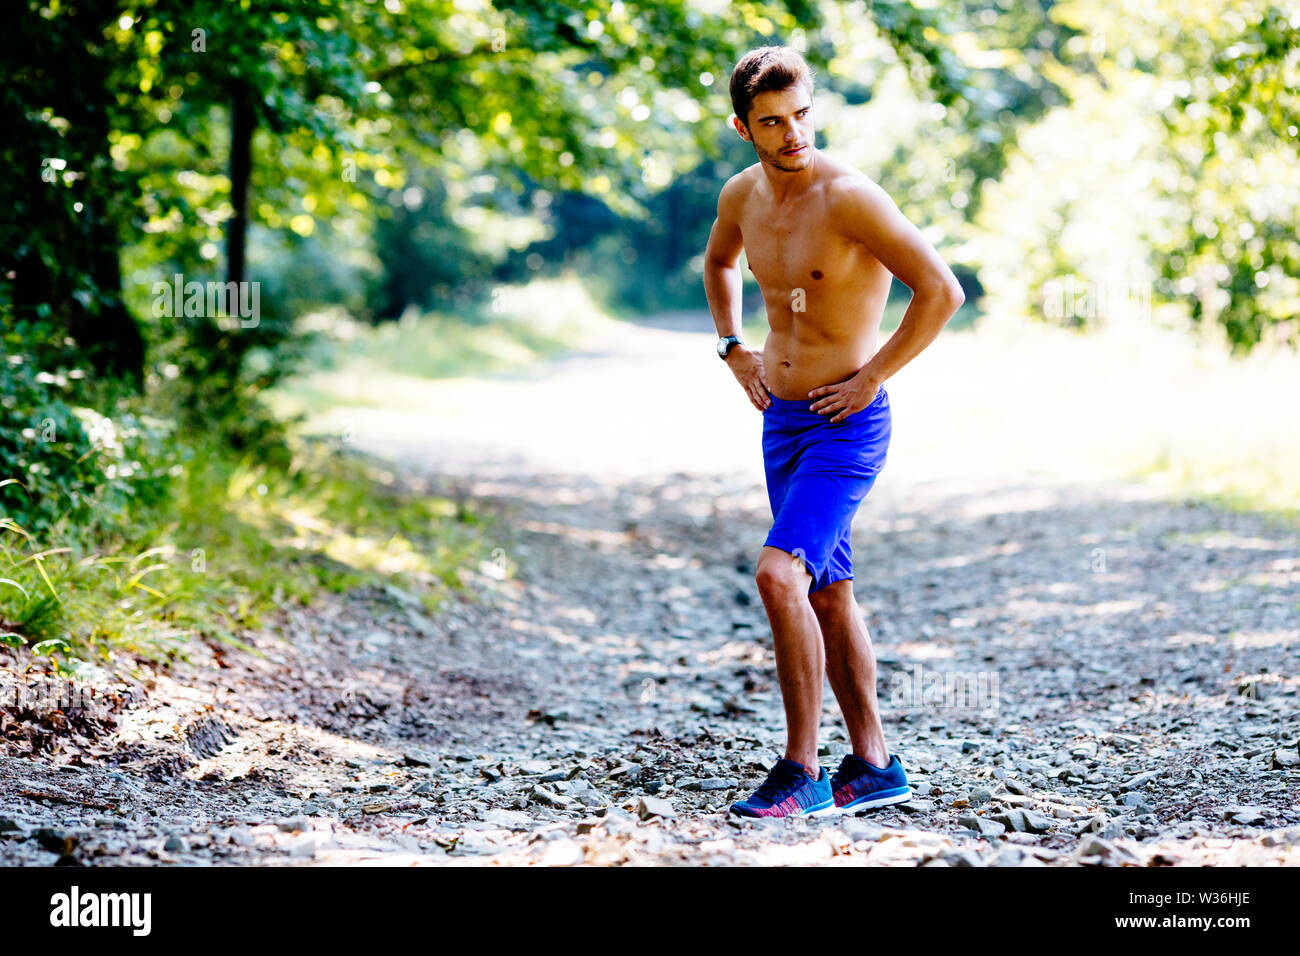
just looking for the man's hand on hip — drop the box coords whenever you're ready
[726,346,770,411]
[808,369,881,423]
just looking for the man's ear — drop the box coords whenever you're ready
[731,115,752,142]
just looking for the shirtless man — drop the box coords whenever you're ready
[704,47,965,818]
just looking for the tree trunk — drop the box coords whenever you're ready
[227,83,255,288]
[6,0,146,388]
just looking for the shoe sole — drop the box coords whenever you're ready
[804,798,839,818]
[827,785,912,816]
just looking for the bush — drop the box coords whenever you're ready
[1,319,178,539]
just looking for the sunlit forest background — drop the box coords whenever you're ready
[2,0,1297,671]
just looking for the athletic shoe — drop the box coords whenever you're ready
[729,757,836,818]
[829,753,912,814]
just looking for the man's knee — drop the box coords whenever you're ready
[755,549,810,602]
[809,580,855,620]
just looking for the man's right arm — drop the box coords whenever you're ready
[703,175,746,338]
[704,175,770,410]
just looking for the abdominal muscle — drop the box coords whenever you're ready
[762,323,879,401]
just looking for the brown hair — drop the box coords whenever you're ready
[729,46,815,128]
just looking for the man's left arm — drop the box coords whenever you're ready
[811,178,964,417]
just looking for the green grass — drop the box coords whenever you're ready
[3,284,580,678]
[272,277,602,419]
[1129,449,1300,533]
[1156,482,1300,533]
[322,313,577,380]
[0,433,503,677]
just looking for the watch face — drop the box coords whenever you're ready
[718,338,729,356]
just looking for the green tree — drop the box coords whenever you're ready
[1047,0,1298,349]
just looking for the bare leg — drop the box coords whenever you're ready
[809,580,890,767]
[754,546,823,776]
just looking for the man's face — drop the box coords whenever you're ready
[734,84,814,173]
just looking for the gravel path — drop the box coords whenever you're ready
[2,312,1298,866]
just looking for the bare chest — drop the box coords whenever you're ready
[739,200,859,292]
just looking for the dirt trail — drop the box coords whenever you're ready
[2,312,1298,866]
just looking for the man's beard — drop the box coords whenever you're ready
[751,136,810,173]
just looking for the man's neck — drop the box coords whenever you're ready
[761,147,818,205]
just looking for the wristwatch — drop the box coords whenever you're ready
[717,335,744,360]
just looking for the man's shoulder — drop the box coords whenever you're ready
[818,154,882,205]
[720,164,762,201]
[818,156,892,228]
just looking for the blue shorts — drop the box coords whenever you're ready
[762,385,891,594]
